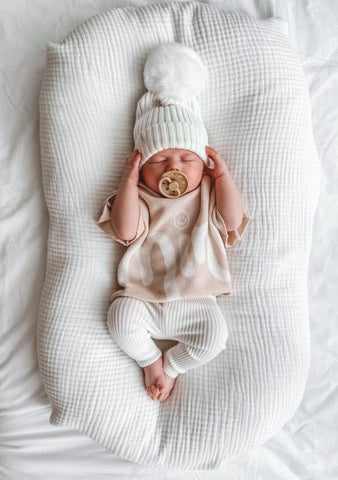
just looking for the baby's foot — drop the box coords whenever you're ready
[157,369,177,402]
[143,356,166,401]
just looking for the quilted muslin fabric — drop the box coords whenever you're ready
[37,1,320,469]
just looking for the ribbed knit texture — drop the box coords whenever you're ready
[133,91,209,166]
[37,1,321,469]
[107,296,228,378]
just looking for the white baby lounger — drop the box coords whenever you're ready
[37,0,320,469]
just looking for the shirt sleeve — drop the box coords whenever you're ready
[212,206,251,248]
[96,190,148,247]
[209,177,251,248]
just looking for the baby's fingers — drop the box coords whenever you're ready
[206,146,226,165]
[206,145,221,159]
[134,150,142,165]
[125,149,141,166]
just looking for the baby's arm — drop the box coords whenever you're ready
[110,150,142,242]
[205,146,245,231]
[214,171,244,231]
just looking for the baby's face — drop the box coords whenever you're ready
[141,148,205,196]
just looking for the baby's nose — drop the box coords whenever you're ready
[166,160,181,171]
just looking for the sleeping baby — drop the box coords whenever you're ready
[97,42,250,402]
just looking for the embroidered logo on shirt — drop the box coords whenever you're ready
[174,210,190,230]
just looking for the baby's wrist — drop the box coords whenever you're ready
[120,177,139,188]
[215,170,229,180]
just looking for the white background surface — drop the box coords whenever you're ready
[0,0,337,478]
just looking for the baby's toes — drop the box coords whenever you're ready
[158,392,169,402]
[150,385,160,399]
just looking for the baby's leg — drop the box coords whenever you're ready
[107,297,164,400]
[107,297,162,366]
[162,296,228,379]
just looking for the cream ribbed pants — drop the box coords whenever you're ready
[107,295,228,379]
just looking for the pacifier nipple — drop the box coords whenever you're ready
[158,171,189,198]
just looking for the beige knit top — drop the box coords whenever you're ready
[97,174,250,303]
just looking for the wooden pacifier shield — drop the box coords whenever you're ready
[158,171,189,198]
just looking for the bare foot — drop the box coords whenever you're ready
[143,356,166,401]
[143,354,178,401]
[157,369,177,402]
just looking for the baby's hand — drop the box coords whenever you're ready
[204,146,228,180]
[120,149,142,186]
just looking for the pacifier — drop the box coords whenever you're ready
[158,171,189,198]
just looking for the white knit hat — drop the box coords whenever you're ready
[133,42,209,169]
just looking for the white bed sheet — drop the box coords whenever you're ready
[0,0,337,478]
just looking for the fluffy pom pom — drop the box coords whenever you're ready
[144,42,207,104]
